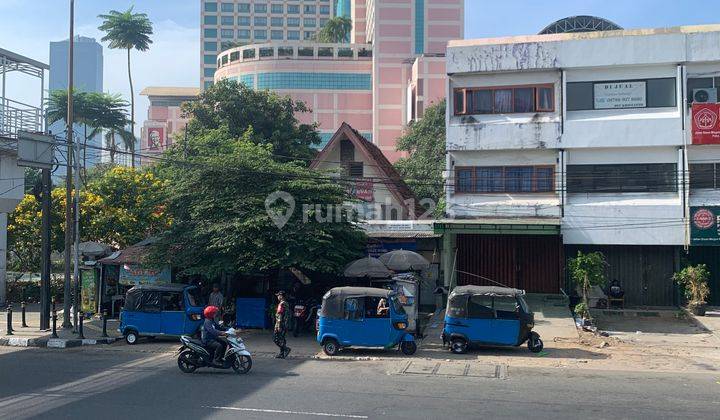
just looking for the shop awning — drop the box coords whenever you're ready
[433,218,560,235]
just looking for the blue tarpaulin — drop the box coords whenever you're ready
[235,298,267,328]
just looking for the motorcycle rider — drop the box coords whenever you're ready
[273,291,292,359]
[201,306,228,365]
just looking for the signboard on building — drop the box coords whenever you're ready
[690,206,720,245]
[692,103,720,145]
[594,81,646,109]
[147,127,165,150]
[119,264,171,285]
[349,179,374,202]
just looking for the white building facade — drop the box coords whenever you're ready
[442,24,720,306]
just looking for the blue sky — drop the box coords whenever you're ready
[1,0,719,131]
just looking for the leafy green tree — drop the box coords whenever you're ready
[181,79,321,162]
[568,251,607,317]
[150,128,365,278]
[394,100,446,211]
[98,6,153,167]
[316,16,352,43]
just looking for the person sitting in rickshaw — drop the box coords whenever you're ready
[201,306,228,365]
[377,298,389,317]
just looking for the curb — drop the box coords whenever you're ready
[0,337,117,348]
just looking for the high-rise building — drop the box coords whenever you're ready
[212,0,464,160]
[200,0,336,89]
[48,36,104,168]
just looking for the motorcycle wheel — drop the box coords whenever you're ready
[400,341,417,356]
[232,354,252,374]
[528,332,544,353]
[177,350,198,373]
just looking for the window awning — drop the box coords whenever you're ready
[434,218,560,235]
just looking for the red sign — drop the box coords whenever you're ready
[692,103,720,144]
[147,127,165,150]
[693,208,715,229]
[349,180,374,202]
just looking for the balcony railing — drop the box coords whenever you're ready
[216,42,373,68]
[0,97,43,139]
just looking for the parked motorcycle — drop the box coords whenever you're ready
[293,297,320,337]
[177,328,252,374]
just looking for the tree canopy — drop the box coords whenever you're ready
[181,79,321,162]
[149,128,365,278]
[316,16,352,43]
[394,100,446,211]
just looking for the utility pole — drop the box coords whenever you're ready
[73,74,82,333]
[40,168,52,330]
[63,0,74,329]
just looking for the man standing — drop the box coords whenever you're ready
[273,291,292,358]
[208,283,224,308]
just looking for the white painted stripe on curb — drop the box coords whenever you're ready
[204,406,368,418]
[7,338,30,347]
[81,339,97,345]
[46,339,66,348]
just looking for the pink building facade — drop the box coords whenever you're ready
[214,0,464,161]
[139,87,200,165]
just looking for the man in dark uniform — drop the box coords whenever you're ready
[273,291,292,358]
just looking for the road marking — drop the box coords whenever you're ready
[204,406,368,418]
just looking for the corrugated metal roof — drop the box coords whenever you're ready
[366,231,440,238]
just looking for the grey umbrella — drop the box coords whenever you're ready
[378,250,430,272]
[343,257,392,278]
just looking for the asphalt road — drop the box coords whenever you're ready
[0,347,718,420]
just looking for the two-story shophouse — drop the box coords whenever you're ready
[440,20,720,306]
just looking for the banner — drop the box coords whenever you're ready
[594,81,646,109]
[349,179,374,202]
[147,127,165,150]
[690,206,720,246]
[692,103,720,145]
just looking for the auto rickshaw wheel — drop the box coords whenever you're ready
[177,350,198,373]
[125,330,138,345]
[528,332,544,353]
[450,338,468,354]
[322,338,340,356]
[232,354,252,374]
[400,341,417,355]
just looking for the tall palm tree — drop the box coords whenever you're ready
[98,6,153,167]
[316,16,352,43]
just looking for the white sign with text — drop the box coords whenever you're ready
[594,81,646,109]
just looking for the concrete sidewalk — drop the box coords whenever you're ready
[686,306,720,344]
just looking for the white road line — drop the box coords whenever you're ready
[204,406,369,418]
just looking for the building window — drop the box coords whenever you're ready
[254,16,267,26]
[271,30,284,40]
[345,162,364,177]
[204,54,216,64]
[271,3,284,14]
[287,17,300,27]
[220,2,234,12]
[320,5,330,14]
[204,2,217,12]
[304,5,316,14]
[566,164,677,193]
[304,31,315,40]
[204,41,218,51]
[287,4,300,14]
[237,29,250,39]
[455,166,555,193]
[320,18,329,27]
[271,17,284,27]
[220,16,234,26]
[204,28,218,38]
[254,3,267,13]
[204,67,216,78]
[204,15,217,25]
[237,3,250,13]
[287,30,300,40]
[304,18,316,28]
[453,85,554,115]
[221,29,234,38]
[690,163,720,189]
[238,16,250,26]
[340,140,354,161]
[254,29,267,40]
[255,72,372,90]
[567,78,677,111]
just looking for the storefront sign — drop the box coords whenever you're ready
[690,206,720,245]
[119,264,171,285]
[348,179,374,202]
[81,269,98,314]
[147,127,165,150]
[692,103,720,145]
[366,241,417,257]
[594,81,646,109]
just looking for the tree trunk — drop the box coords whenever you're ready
[582,274,589,307]
[127,48,135,168]
[110,131,116,164]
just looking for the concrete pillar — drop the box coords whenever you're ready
[0,212,7,306]
[441,232,456,289]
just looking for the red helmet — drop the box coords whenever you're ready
[203,306,219,320]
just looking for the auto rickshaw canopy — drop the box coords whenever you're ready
[319,287,395,319]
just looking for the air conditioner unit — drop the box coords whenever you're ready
[693,88,718,103]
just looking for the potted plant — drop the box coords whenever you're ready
[568,251,607,321]
[673,264,711,316]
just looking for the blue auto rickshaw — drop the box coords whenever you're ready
[441,286,543,354]
[119,284,204,344]
[317,287,417,356]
